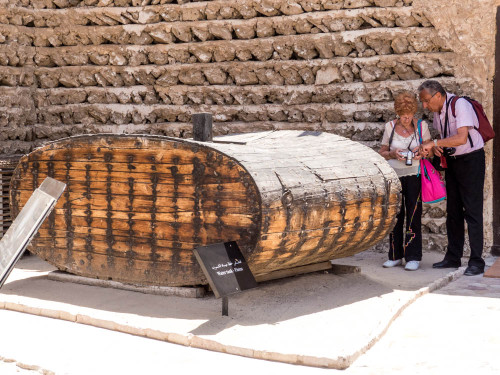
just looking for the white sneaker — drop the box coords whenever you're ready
[383,259,402,268]
[405,261,420,271]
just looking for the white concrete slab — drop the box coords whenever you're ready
[0,250,463,369]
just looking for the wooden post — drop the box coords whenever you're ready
[192,113,213,142]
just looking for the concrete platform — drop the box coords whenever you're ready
[0,250,467,370]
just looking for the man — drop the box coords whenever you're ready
[419,80,485,276]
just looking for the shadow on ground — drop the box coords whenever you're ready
[3,265,393,334]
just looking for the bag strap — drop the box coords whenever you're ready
[450,96,474,148]
[418,159,431,181]
[388,120,396,147]
[450,96,459,118]
[417,119,423,144]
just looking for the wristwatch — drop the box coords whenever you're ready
[433,139,438,147]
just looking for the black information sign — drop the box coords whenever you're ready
[193,241,257,299]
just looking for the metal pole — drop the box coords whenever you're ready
[222,296,228,316]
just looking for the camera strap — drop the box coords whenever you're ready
[389,119,419,150]
[388,120,396,147]
[406,132,416,151]
[441,96,453,139]
[406,118,421,151]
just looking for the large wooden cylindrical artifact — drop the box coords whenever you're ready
[10,131,401,286]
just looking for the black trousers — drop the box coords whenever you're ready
[389,174,422,262]
[444,149,485,268]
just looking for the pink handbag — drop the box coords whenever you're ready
[420,158,446,203]
[415,120,446,204]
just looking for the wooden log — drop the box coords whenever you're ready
[10,131,401,286]
[255,261,333,283]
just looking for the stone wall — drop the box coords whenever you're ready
[412,0,499,253]
[1,0,495,253]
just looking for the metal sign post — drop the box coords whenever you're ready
[222,296,229,316]
[193,241,257,317]
[0,177,66,288]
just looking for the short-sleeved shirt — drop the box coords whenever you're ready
[433,93,484,156]
[381,120,431,177]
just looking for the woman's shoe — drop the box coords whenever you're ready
[405,261,420,271]
[383,259,402,268]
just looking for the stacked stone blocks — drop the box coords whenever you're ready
[0,0,456,250]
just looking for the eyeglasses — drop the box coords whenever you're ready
[420,92,437,105]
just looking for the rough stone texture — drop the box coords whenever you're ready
[0,0,494,254]
[411,0,498,256]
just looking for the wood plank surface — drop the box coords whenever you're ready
[254,261,333,283]
[11,131,401,286]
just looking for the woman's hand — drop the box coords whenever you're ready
[411,146,422,161]
[391,149,405,161]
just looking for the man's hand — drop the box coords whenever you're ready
[420,140,434,156]
[433,146,443,157]
[421,140,443,157]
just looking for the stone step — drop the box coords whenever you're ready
[0,52,455,88]
[28,101,439,143]
[0,87,35,107]
[35,101,398,125]
[0,107,37,128]
[30,120,391,139]
[0,7,430,49]
[6,120,390,142]
[29,77,460,107]
[0,139,36,155]
[1,0,413,24]
[0,120,390,155]
[0,121,390,154]
[0,27,445,69]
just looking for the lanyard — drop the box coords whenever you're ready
[439,97,452,138]
[406,121,419,151]
[406,132,416,151]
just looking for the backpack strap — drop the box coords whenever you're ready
[388,120,396,147]
[450,96,474,148]
[450,96,459,117]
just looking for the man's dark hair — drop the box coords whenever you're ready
[418,80,446,96]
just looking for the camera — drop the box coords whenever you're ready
[405,150,414,166]
[399,150,414,166]
[442,147,456,157]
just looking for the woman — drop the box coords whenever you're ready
[379,91,431,271]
